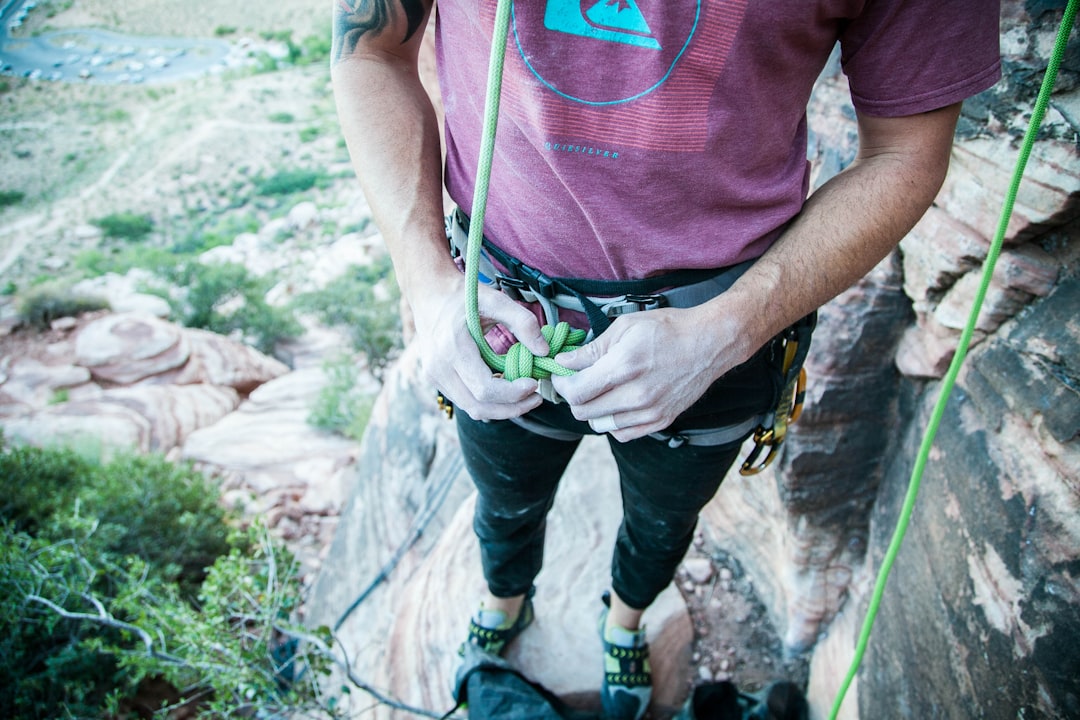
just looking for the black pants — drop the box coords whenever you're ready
[455,340,781,611]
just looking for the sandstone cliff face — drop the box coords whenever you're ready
[700,3,1078,718]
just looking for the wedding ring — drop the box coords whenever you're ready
[590,414,619,434]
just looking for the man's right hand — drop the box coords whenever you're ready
[411,276,551,421]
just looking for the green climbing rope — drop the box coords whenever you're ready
[828,3,1077,718]
[464,0,585,381]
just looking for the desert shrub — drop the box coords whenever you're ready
[269,111,295,123]
[17,284,109,329]
[0,189,25,208]
[299,31,333,65]
[172,261,301,354]
[294,257,403,381]
[299,126,321,142]
[214,24,237,36]
[255,168,330,196]
[0,444,332,719]
[171,211,261,255]
[91,212,155,241]
[0,443,87,534]
[309,355,376,441]
[0,446,237,595]
[74,244,185,279]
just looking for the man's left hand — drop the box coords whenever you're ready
[550,306,745,442]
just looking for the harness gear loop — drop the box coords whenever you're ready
[740,314,814,476]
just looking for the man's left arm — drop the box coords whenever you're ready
[552,103,962,441]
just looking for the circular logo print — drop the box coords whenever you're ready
[513,1,701,106]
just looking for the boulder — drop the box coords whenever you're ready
[75,313,190,384]
[935,136,1080,243]
[0,357,91,411]
[286,201,320,232]
[2,383,238,455]
[71,271,171,318]
[899,206,989,311]
[71,312,288,392]
[932,245,1060,334]
[159,327,290,393]
[701,254,911,653]
[181,367,359,581]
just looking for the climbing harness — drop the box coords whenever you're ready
[827,3,1078,718]
[457,0,812,464]
[450,208,757,336]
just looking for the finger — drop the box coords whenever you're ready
[553,329,612,371]
[588,413,620,434]
[477,287,550,358]
[600,409,673,443]
[552,351,631,408]
[438,366,543,421]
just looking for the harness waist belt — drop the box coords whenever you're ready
[449,208,754,330]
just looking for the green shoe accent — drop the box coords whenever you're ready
[459,587,536,657]
[598,591,652,720]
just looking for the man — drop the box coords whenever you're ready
[331,2,1000,718]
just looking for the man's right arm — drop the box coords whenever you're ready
[331,0,548,419]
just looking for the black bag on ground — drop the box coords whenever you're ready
[675,680,809,720]
[446,644,600,720]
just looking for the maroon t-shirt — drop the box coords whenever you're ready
[437,0,1001,281]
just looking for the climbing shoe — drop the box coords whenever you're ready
[598,591,652,720]
[459,586,536,658]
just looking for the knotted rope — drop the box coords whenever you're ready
[463,0,585,381]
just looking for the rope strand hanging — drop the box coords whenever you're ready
[463,0,585,381]
[828,2,1077,717]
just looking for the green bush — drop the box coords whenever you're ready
[214,24,237,36]
[0,189,25,208]
[269,111,295,123]
[0,444,333,718]
[0,443,88,534]
[255,168,330,196]
[294,257,403,381]
[91,212,155,241]
[74,244,183,279]
[299,32,333,65]
[173,261,301,354]
[309,355,376,441]
[0,446,236,595]
[171,211,261,256]
[299,126,322,143]
[17,284,109,329]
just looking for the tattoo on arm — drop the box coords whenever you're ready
[332,0,427,61]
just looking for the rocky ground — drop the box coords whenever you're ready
[677,544,809,702]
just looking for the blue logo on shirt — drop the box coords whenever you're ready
[544,0,662,51]
[513,1,700,106]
